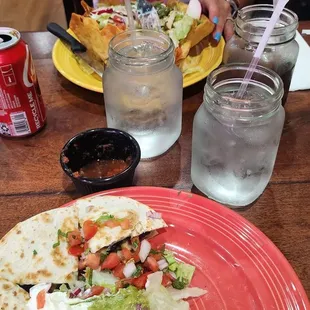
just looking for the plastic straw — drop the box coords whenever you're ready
[125,0,135,30]
[236,0,289,98]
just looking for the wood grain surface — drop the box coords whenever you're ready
[0,23,309,300]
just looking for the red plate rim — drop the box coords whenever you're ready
[61,186,309,308]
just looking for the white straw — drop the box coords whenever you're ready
[125,0,135,30]
[236,0,289,98]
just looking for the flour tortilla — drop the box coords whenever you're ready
[0,196,166,285]
[0,278,29,310]
[77,195,167,253]
[0,207,79,285]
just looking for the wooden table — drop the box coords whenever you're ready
[0,22,309,300]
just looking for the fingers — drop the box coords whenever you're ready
[223,17,235,41]
[213,1,231,42]
[201,0,231,42]
[206,4,220,36]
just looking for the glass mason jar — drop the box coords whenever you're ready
[223,4,299,106]
[191,64,285,207]
[103,30,183,159]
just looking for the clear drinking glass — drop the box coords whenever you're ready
[103,30,183,159]
[223,4,299,105]
[191,64,285,207]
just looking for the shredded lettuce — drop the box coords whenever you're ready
[163,251,195,290]
[166,287,207,301]
[92,270,118,291]
[144,272,189,310]
[176,263,195,285]
[172,14,194,41]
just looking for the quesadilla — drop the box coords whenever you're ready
[77,195,167,253]
[69,0,214,74]
[0,207,79,285]
[0,195,206,309]
[0,277,29,309]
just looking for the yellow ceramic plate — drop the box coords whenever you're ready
[52,29,225,93]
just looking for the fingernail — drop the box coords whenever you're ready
[212,16,219,25]
[214,32,222,42]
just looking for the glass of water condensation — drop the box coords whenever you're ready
[191,64,285,207]
[223,5,299,106]
[103,30,183,159]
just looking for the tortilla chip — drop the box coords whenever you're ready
[186,15,214,48]
[178,53,204,76]
[175,41,192,63]
[178,37,213,76]
[70,13,123,63]
[81,0,93,15]
[0,278,29,309]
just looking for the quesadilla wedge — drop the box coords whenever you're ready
[0,277,29,309]
[0,207,79,285]
[76,195,167,253]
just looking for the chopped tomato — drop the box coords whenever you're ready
[116,278,133,290]
[84,242,89,251]
[112,15,125,24]
[83,220,98,240]
[120,219,130,230]
[68,244,84,257]
[132,272,152,289]
[132,250,140,263]
[90,286,104,296]
[144,256,159,272]
[96,8,113,14]
[82,286,105,299]
[121,248,132,261]
[36,289,46,309]
[85,253,100,270]
[156,244,165,252]
[67,230,82,246]
[78,260,86,270]
[104,220,119,228]
[101,253,120,270]
[162,273,173,287]
[149,252,162,261]
[112,263,125,279]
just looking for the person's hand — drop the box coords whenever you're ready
[200,0,235,42]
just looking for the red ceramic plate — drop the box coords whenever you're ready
[64,186,309,309]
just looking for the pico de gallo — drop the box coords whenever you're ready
[28,213,206,310]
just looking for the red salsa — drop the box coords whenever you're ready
[75,159,130,179]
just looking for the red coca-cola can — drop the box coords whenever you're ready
[0,27,46,137]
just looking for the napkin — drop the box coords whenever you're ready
[289,31,310,91]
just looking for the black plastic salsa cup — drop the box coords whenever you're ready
[60,128,141,195]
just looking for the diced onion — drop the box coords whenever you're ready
[146,211,162,219]
[139,239,151,263]
[81,288,91,298]
[103,288,112,295]
[158,259,169,270]
[123,261,137,278]
[186,0,202,20]
[70,287,82,298]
